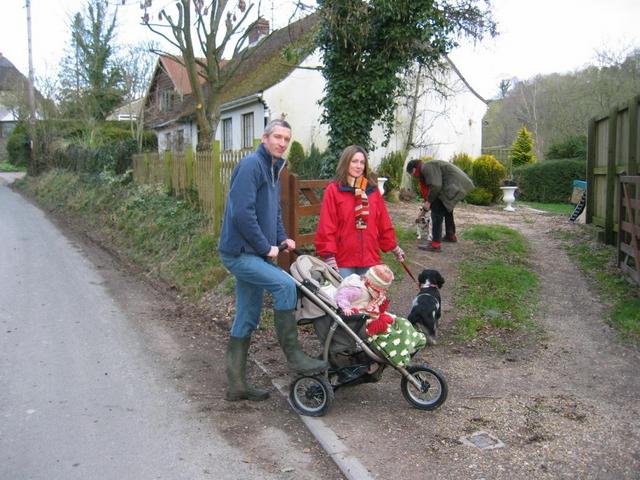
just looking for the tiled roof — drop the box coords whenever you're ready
[158,56,210,95]
[147,13,319,125]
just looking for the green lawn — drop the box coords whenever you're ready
[519,201,574,215]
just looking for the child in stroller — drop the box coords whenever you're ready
[288,256,447,416]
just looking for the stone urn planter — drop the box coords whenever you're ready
[500,185,518,212]
[377,177,388,194]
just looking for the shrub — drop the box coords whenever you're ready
[509,127,536,167]
[451,152,473,176]
[546,135,587,160]
[293,143,327,179]
[514,159,586,203]
[6,122,31,166]
[471,154,506,202]
[376,150,406,194]
[287,140,305,174]
[465,186,493,205]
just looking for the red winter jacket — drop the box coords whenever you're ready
[315,181,397,268]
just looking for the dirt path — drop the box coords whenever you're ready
[254,202,640,479]
[19,173,639,479]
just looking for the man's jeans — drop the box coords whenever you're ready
[219,252,297,338]
[430,198,455,243]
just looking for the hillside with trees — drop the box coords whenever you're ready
[482,48,640,160]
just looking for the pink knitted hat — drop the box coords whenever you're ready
[365,264,394,290]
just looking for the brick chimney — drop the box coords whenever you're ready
[248,18,270,45]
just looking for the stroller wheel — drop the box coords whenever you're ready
[400,364,448,411]
[289,375,334,417]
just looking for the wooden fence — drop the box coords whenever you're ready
[132,144,330,268]
[586,94,640,244]
[618,176,640,285]
[132,142,254,236]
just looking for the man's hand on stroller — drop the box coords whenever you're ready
[365,312,394,336]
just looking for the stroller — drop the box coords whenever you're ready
[285,255,448,417]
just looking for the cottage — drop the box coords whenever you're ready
[0,53,38,160]
[142,14,486,167]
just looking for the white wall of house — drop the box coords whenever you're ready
[216,96,265,150]
[156,122,197,152]
[262,52,328,152]
[153,52,485,169]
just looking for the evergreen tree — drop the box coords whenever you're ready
[509,127,536,167]
[58,0,124,121]
[316,0,496,175]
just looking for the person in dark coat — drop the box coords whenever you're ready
[406,159,474,252]
[218,119,326,402]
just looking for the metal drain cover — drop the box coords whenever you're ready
[460,431,505,450]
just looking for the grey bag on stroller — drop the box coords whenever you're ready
[290,255,367,356]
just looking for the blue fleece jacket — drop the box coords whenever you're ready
[218,143,287,257]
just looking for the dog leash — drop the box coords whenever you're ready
[399,260,420,289]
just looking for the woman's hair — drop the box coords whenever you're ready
[335,145,377,186]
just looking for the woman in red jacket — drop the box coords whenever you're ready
[315,145,405,277]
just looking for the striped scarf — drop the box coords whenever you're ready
[354,176,369,230]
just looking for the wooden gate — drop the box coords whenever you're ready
[618,176,640,285]
[278,168,330,269]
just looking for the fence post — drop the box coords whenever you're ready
[605,107,618,244]
[163,150,173,193]
[278,167,291,269]
[185,146,194,187]
[586,119,596,224]
[628,96,639,177]
[212,141,223,237]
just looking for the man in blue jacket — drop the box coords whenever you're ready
[218,119,326,402]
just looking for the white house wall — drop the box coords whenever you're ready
[261,51,485,169]
[156,53,485,170]
[216,101,265,149]
[156,122,198,151]
[262,52,328,152]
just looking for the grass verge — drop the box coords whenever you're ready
[520,201,574,215]
[454,224,539,342]
[557,226,640,342]
[16,169,226,300]
[0,161,25,172]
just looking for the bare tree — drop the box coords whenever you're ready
[141,0,268,149]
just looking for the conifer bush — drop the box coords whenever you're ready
[465,186,493,206]
[451,152,473,176]
[509,127,536,167]
[471,154,506,202]
[376,150,406,194]
[287,141,305,174]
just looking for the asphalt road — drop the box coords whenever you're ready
[0,175,283,480]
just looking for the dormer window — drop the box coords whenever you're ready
[160,90,173,111]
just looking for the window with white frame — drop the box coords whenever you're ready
[222,118,233,150]
[164,132,172,151]
[241,112,254,149]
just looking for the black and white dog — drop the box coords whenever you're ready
[408,269,445,344]
[415,206,432,241]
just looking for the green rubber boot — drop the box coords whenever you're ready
[274,310,328,375]
[225,336,270,401]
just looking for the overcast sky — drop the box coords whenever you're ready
[1,0,638,100]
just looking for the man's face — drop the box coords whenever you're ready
[262,125,292,159]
